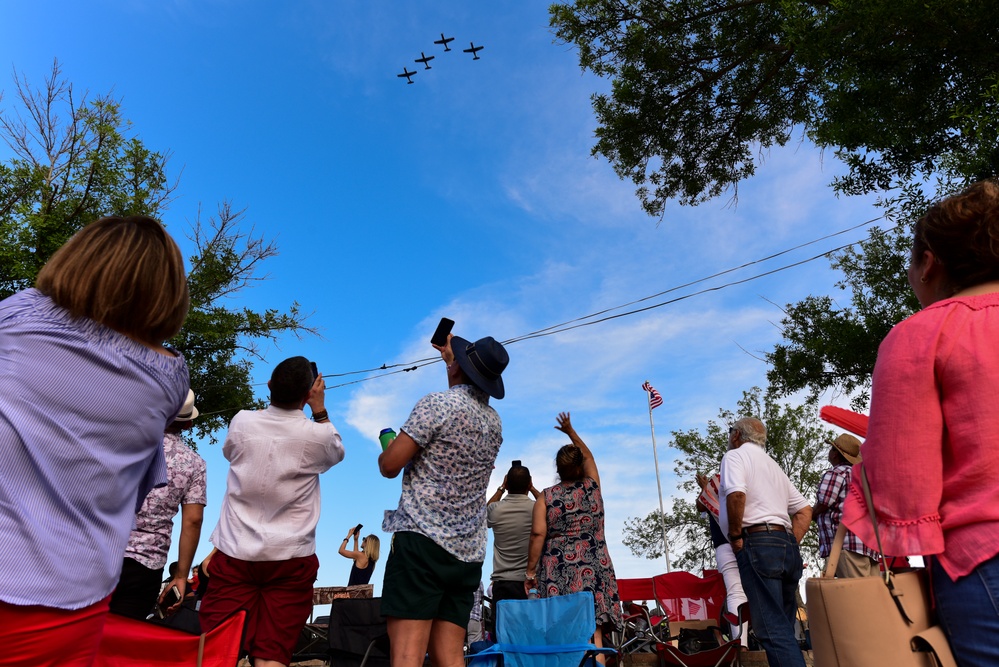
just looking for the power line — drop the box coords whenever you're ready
[195,216,885,416]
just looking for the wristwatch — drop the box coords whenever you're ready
[728,533,743,541]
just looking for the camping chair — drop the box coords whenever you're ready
[293,619,330,663]
[468,591,618,667]
[94,608,246,667]
[327,596,390,667]
[614,577,663,655]
[651,572,739,667]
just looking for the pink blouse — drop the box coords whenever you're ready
[842,292,999,580]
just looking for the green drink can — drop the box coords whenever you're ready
[379,428,396,451]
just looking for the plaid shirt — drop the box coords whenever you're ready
[816,464,879,560]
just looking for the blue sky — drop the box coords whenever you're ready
[1,1,881,601]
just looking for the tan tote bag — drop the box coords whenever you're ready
[806,470,957,667]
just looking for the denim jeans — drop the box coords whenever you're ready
[735,530,805,667]
[932,552,999,667]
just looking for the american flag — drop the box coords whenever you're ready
[642,381,663,410]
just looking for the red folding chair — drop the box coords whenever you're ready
[651,572,739,667]
[94,609,246,667]
[615,577,664,655]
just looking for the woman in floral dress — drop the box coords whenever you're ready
[526,412,622,656]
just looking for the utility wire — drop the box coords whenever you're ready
[195,216,886,416]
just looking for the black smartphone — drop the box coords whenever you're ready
[310,361,318,380]
[512,460,522,467]
[354,523,363,536]
[431,317,455,347]
[155,585,182,618]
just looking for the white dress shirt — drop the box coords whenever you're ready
[211,405,344,561]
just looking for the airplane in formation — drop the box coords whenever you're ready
[434,33,455,51]
[463,42,484,60]
[397,67,416,84]
[415,52,435,69]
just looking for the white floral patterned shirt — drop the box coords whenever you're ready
[125,433,207,569]
[383,384,503,562]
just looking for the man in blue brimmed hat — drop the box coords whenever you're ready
[379,332,509,667]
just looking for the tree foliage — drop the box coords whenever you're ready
[0,61,316,441]
[550,0,999,215]
[623,386,831,572]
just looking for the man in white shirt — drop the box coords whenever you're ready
[719,417,811,667]
[200,356,344,667]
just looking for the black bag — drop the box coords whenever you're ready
[677,626,721,654]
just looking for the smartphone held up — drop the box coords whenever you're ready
[431,317,455,347]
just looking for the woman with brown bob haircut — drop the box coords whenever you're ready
[36,215,189,346]
[842,179,999,667]
[0,215,191,666]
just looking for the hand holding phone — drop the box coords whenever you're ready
[155,585,182,618]
[431,317,455,347]
[354,523,363,537]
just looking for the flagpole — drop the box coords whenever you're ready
[645,382,672,572]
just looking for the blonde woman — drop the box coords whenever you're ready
[340,527,380,586]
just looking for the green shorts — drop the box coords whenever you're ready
[380,531,483,627]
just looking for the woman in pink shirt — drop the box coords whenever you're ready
[842,179,999,667]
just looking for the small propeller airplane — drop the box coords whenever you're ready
[434,33,455,51]
[463,42,484,60]
[397,67,417,84]
[415,52,435,70]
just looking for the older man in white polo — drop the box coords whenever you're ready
[719,417,811,667]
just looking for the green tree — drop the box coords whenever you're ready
[0,61,316,440]
[623,386,831,572]
[549,0,999,216]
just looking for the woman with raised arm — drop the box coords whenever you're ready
[339,526,381,586]
[525,412,622,659]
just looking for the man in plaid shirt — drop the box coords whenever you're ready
[812,434,880,577]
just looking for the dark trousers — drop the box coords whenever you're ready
[109,557,164,620]
[736,531,805,667]
[490,579,528,636]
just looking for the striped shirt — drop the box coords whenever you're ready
[0,289,189,609]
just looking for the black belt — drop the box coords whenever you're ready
[743,523,788,534]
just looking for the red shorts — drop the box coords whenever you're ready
[0,596,110,667]
[199,551,319,664]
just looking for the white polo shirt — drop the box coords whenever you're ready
[718,441,808,537]
[211,405,344,561]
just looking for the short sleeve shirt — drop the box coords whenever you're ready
[815,464,878,560]
[487,494,535,581]
[126,433,208,569]
[383,384,503,562]
[719,442,809,536]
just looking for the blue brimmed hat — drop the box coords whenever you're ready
[451,335,509,399]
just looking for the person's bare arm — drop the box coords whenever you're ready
[525,496,548,594]
[811,502,830,519]
[726,491,747,552]
[791,506,813,543]
[555,412,599,486]
[339,527,362,558]
[378,431,420,478]
[487,476,507,505]
[161,503,203,607]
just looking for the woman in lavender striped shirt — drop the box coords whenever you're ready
[0,216,191,667]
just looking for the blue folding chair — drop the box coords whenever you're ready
[468,591,618,667]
